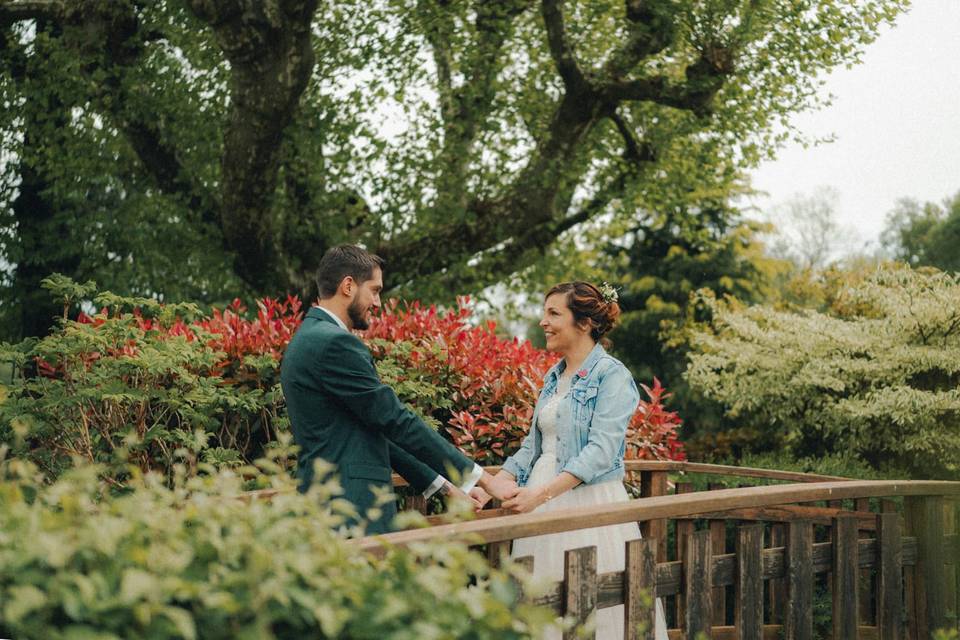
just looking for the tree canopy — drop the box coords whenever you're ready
[1,0,907,338]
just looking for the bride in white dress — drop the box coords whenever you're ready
[489,281,668,639]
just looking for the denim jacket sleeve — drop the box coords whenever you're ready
[560,363,639,484]
[502,420,537,479]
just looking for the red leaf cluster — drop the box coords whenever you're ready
[48,295,684,463]
[363,299,686,464]
[627,377,687,461]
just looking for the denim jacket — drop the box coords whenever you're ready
[502,343,640,487]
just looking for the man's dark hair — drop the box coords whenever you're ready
[316,244,385,298]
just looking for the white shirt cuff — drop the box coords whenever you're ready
[459,463,483,494]
[422,475,446,499]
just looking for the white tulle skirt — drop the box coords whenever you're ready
[510,453,669,639]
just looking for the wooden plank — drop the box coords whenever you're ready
[624,461,851,483]
[357,481,960,553]
[710,483,728,625]
[688,504,877,529]
[876,512,903,640]
[666,626,879,640]
[675,482,695,624]
[640,471,669,562]
[910,496,947,635]
[686,530,713,638]
[486,539,511,569]
[857,498,875,626]
[769,523,786,626]
[736,524,764,640]
[785,520,813,640]
[625,538,657,640]
[537,536,920,615]
[563,546,598,640]
[833,513,860,640]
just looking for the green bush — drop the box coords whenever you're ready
[0,276,305,486]
[0,450,554,640]
[684,264,960,478]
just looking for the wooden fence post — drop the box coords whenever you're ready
[564,546,598,640]
[625,538,658,640]
[686,529,713,638]
[876,512,903,640]
[855,497,874,626]
[736,523,764,640]
[675,482,694,624]
[907,495,947,636]
[640,470,669,562]
[785,519,813,640]
[769,523,787,625]
[709,482,728,625]
[832,513,859,639]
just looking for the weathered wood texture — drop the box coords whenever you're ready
[876,512,903,640]
[785,520,813,640]
[736,524,764,640]
[686,530,713,638]
[564,546,598,640]
[625,538,658,640]
[832,514,859,639]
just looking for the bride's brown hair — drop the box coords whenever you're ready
[545,281,621,345]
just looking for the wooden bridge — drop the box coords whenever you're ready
[357,461,960,639]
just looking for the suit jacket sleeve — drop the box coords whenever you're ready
[316,331,475,482]
[388,441,438,494]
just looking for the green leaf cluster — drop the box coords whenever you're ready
[0,456,553,640]
[684,264,960,477]
[0,290,284,484]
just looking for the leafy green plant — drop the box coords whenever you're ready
[685,264,960,477]
[0,278,295,484]
[0,450,555,640]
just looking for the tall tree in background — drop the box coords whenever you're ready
[0,0,907,338]
[881,190,960,273]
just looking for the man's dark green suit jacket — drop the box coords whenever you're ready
[280,307,475,534]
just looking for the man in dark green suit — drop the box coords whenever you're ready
[281,245,518,534]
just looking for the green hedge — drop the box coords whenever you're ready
[0,451,555,640]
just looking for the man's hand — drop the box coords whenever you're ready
[478,471,519,501]
[502,486,548,514]
[469,486,492,512]
[443,481,486,509]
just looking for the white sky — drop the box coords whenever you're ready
[747,0,960,254]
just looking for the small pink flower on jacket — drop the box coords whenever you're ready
[576,368,588,378]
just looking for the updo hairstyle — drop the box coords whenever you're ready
[545,281,621,344]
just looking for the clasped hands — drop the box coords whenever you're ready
[466,472,549,514]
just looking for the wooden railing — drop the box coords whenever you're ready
[356,462,960,639]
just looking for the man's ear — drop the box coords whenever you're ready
[338,276,355,298]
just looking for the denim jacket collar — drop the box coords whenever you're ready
[543,342,607,390]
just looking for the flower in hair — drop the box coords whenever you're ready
[598,282,619,304]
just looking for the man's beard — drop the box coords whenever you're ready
[347,298,369,330]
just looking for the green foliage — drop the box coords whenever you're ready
[591,206,790,445]
[684,264,960,477]
[0,286,285,483]
[881,190,960,273]
[0,0,909,339]
[0,454,554,640]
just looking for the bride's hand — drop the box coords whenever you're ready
[502,487,548,514]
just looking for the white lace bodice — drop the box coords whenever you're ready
[536,371,573,457]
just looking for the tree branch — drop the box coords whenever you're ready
[541,0,587,93]
[185,0,320,292]
[601,0,676,81]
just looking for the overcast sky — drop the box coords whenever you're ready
[747,0,960,254]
